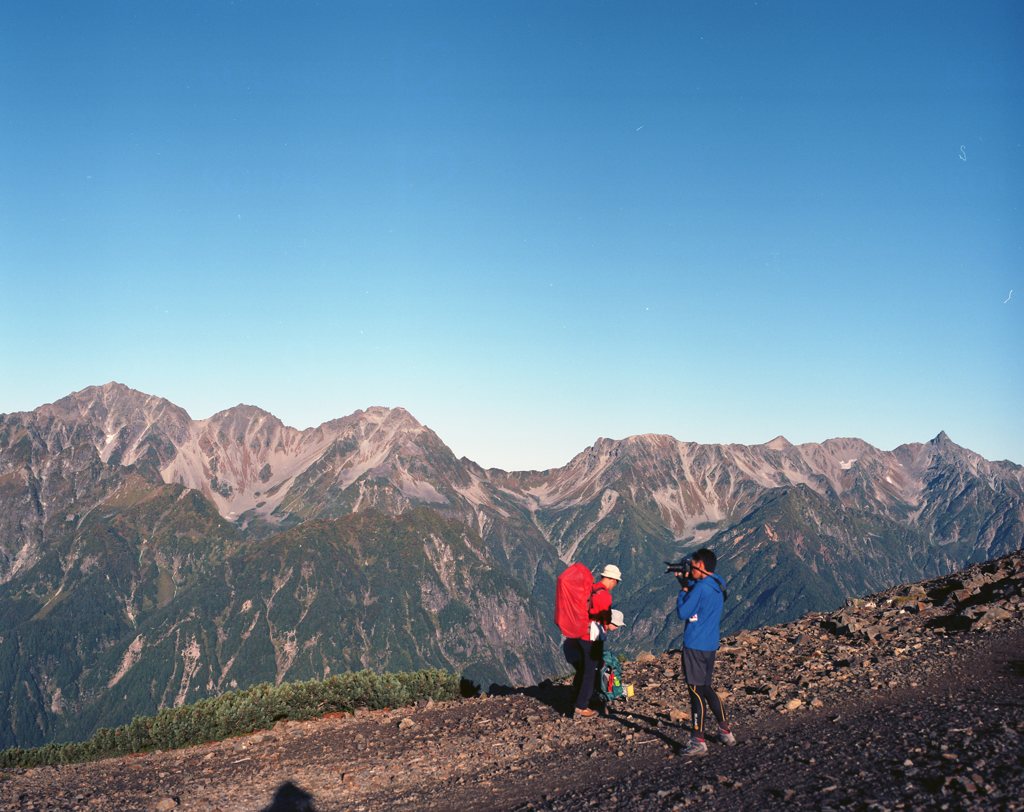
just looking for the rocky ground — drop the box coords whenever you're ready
[2,553,1022,811]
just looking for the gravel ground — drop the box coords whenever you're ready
[1,554,1021,812]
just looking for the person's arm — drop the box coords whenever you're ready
[676,581,702,620]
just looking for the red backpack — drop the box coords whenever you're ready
[555,562,595,639]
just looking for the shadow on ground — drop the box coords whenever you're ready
[487,680,577,716]
[486,680,686,753]
[261,781,317,812]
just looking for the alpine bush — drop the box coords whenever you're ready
[0,667,459,768]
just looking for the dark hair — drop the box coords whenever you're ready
[692,548,717,573]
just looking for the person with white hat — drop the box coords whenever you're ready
[572,564,621,718]
[595,609,632,707]
[590,602,626,642]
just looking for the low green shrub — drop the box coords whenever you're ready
[0,667,458,769]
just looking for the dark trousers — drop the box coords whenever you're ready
[566,638,604,710]
[687,683,727,736]
[682,648,727,736]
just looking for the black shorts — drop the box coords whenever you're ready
[682,648,716,686]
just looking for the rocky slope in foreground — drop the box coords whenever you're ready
[2,552,1021,811]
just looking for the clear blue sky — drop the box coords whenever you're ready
[2,1,1021,469]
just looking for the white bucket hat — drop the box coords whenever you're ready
[610,609,626,628]
[600,564,622,581]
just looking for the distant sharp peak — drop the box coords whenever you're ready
[892,431,987,466]
[763,435,793,451]
[923,430,996,471]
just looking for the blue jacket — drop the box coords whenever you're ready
[676,574,726,651]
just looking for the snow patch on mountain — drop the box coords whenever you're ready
[175,637,203,707]
[597,489,619,522]
[6,539,41,583]
[108,635,145,688]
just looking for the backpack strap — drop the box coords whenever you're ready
[711,573,728,602]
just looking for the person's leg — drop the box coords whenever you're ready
[589,639,606,707]
[695,684,726,728]
[692,652,735,744]
[575,640,599,710]
[699,652,724,726]
[564,638,587,715]
[687,682,708,736]
[566,638,584,700]
[680,680,711,757]
[683,648,712,740]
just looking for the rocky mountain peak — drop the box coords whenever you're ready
[921,430,999,479]
[764,435,793,451]
[32,382,192,469]
[156,402,455,522]
[358,406,429,442]
[44,381,186,422]
[621,433,682,454]
[931,430,953,445]
[203,404,283,441]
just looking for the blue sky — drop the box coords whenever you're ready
[2,1,1021,469]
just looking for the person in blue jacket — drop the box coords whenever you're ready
[675,548,736,757]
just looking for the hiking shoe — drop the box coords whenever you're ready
[575,708,598,718]
[715,728,737,746]
[680,738,708,757]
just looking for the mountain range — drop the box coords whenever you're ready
[2,382,1022,748]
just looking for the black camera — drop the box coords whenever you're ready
[666,559,696,591]
[665,558,692,577]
